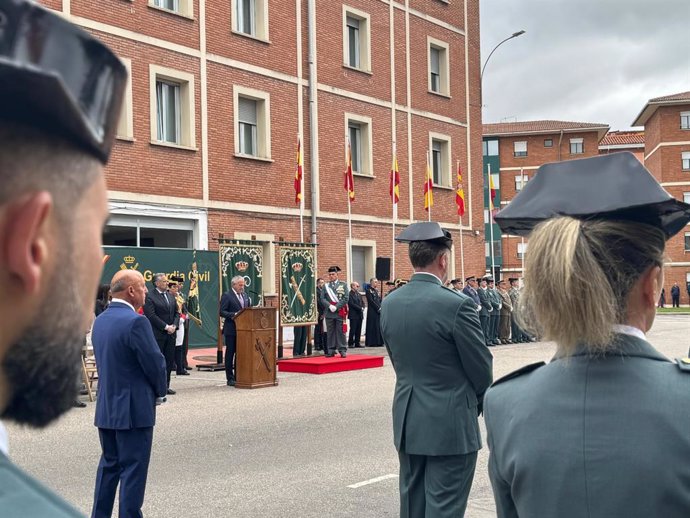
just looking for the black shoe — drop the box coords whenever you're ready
[73,400,86,408]
[325,354,334,357]
[167,388,176,395]
[339,352,347,358]
[227,379,236,386]
[177,370,190,375]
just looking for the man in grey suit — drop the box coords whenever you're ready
[381,222,493,518]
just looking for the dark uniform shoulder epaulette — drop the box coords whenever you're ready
[491,361,546,387]
[675,358,690,372]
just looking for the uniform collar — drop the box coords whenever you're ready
[410,272,442,285]
[556,333,669,363]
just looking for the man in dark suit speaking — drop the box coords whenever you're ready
[144,272,179,394]
[220,275,251,386]
[91,270,167,518]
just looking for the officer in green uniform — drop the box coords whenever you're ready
[380,222,493,518]
[0,1,126,515]
[477,276,493,346]
[485,153,690,517]
[487,277,501,345]
[320,266,349,357]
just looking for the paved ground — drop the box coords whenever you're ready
[5,315,689,517]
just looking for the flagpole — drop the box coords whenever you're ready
[520,167,525,275]
[346,136,353,282]
[299,133,304,243]
[457,160,465,282]
[391,142,397,281]
[427,150,431,222]
[488,163,496,278]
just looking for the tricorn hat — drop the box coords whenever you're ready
[168,275,184,285]
[494,152,690,238]
[327,265,342,273]
[0,0,127,163]
[508,277,519,283]
[465,276,476,282]
[395,222,452,247]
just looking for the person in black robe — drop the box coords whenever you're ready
[365,278,384,347]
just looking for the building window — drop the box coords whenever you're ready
[149,65,196,148]
[683,151,690,171]
[685,232,690,252]
[430,133,451,186]
[349,240,376,290]
[150,0,192,17]
[483,139,499,156]
[517,242,527,259]
[343,7,370,72]
[234,86,271,159]
[116,58,134,140]
[544,139,553,147]
[345,113,372,175]
[103,215,195,248]
[681,111,690,130]
[515,174,529,192]
[156,80,180,144]
[428,37,449,95]
[570,138,584,154]
[233,0,268,39]
[514,141,527,157]
[684,192,690,204]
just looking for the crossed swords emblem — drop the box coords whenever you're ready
[255,338,272,372]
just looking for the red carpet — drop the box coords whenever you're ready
[277,354,384,374]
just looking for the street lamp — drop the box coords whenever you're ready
[480,30,526,86]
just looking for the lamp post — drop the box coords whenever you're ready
[481,29,525,279]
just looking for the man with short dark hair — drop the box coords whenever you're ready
[347,282,364,348]
[381,222,493,518]
[0,1,126,513]
[144,273,179,394]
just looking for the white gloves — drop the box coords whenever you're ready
[329,305,337,313]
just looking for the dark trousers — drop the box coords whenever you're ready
[398,451,478,518]
[348,316,363,347]
[156,334,175,387]
[479,315,491,345]
[293,326,307,356]
[224,333,236,382]
[174,346,186,374]
[490,314,500,342]
[92,427,153,518]
[511,315,525,342]
[314,318,327,351]
[325,318,346,355]
[672,295,680,308]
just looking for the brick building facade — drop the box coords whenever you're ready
[633,91,690,305]
[481,120,609,277]
[41,0,487,292]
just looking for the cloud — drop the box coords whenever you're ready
[480,0,690,129]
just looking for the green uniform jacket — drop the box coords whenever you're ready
[488,288,501,312]
[320,280,348,320]
[484,334,690,518]
[381,273,493,456]
[478,287,493,317]
[0,451,84,517]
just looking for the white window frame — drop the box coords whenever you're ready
[514,141,527,157]
[682,151,690,171]
[149,65,196,149]
[116,58,134,140]
[233,86,271,160]
[515,174,529,192]
[483,139,499,156]
[234,231,276,294]
[429,132,451,187]
[342,6,371,72]
[232,0,269,40]
[681,111,690,130]
[346,238,376,288]
[149,0,193,18]
[685,232,690,252]
[517,242,528,259]
[570,137,584,154]
[344,113,373,176]
[427,36,450,96]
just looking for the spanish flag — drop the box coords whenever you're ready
[423,158,433,211]
[389,154,400,204]
[455,163,466,217]
[344,140,355,202]
[489,173,496,210]
[294,136,303,205]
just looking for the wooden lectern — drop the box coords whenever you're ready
[234,307,278,389]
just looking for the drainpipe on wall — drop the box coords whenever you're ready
[307,0,318,244]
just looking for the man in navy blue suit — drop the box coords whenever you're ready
[91,270,167,518]
[220,275,251,386]
[144,272,179,394]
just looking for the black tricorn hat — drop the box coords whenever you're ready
[327,265,342,273]
[508,277,519,283]
[494,152,690,239]
[0,0,127,163]
[465,276,476,282]
[168,275,184,284]
[395,222,452,247]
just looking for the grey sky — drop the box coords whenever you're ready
[479,0,690,130]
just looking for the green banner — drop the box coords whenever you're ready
[219,242,264,306]
[279,245,317,326]
[101,247,219,348]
